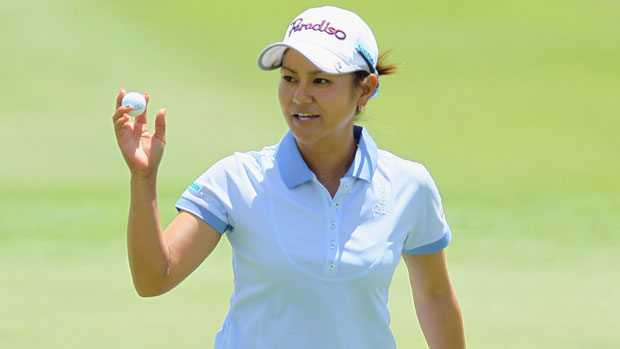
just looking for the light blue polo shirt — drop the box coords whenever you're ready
[176,125,451,349]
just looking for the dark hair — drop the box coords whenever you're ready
[354,50,398,115]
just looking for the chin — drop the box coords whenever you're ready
[289,127,322,146]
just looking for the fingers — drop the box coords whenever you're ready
[113,88,131,125]
[112,104,133,124]
[116,88,127,109]
[135,91,149,124]
[113,90,158,129]
[153,108,167,142]
[113,111,130,133]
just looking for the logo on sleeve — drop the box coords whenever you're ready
[189,182,203,194]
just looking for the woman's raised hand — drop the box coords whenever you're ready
[112,88,167,178]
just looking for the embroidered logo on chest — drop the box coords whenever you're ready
[372,181,387,217]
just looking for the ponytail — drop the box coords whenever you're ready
[376,50,398,76]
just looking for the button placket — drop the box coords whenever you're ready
[326,194,340,273]
[325,181,352,274]
[327,216,337,272]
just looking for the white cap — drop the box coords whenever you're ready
[258,6,380,97]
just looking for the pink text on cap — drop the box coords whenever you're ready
[288,18,347,40]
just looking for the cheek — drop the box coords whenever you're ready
[333,80,360,110]
[278,81,289,105]
[278,82,292,118]
[322,88,357,115]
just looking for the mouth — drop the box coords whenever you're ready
[293,113,320,121]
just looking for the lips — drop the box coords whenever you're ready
[293,112,320,121]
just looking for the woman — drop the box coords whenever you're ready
[112,6,465,349]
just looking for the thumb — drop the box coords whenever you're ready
[153,108,166,142]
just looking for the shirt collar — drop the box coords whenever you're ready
[275,125,379,189]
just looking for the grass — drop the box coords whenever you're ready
[1,0,619,347]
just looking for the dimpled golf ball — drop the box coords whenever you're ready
[122,92,146,116]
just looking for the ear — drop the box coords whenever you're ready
[357,74,378,109]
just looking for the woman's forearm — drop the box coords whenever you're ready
[415,289,465,348]
[127,174,170,297]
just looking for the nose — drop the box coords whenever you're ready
[292,82,313,105]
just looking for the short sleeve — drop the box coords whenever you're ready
[175,157,236,234]
[402,167,451,255]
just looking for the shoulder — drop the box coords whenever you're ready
[218,144,277,167]
[196,144,278,183]
[376,149,434,187]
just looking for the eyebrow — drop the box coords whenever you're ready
[282,66,323,75]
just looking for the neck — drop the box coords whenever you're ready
[296,130,357,195]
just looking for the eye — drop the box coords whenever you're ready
[282,75,296,83]
[314,78,330,85]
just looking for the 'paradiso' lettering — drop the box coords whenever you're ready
[288,18,347,40]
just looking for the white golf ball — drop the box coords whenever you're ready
[122,92,146,116]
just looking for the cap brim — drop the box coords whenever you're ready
[257,41,365,75]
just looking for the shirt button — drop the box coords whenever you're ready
[330,220,336,229]
[334,202,340,208]
[343,184,350,190]
[330,241,336,249]
[328,262,335,270]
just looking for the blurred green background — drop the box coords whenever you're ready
[1,0,619,347]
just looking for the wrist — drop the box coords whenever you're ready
[130,172,158,187]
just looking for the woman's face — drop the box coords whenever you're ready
[278,49,366,149]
